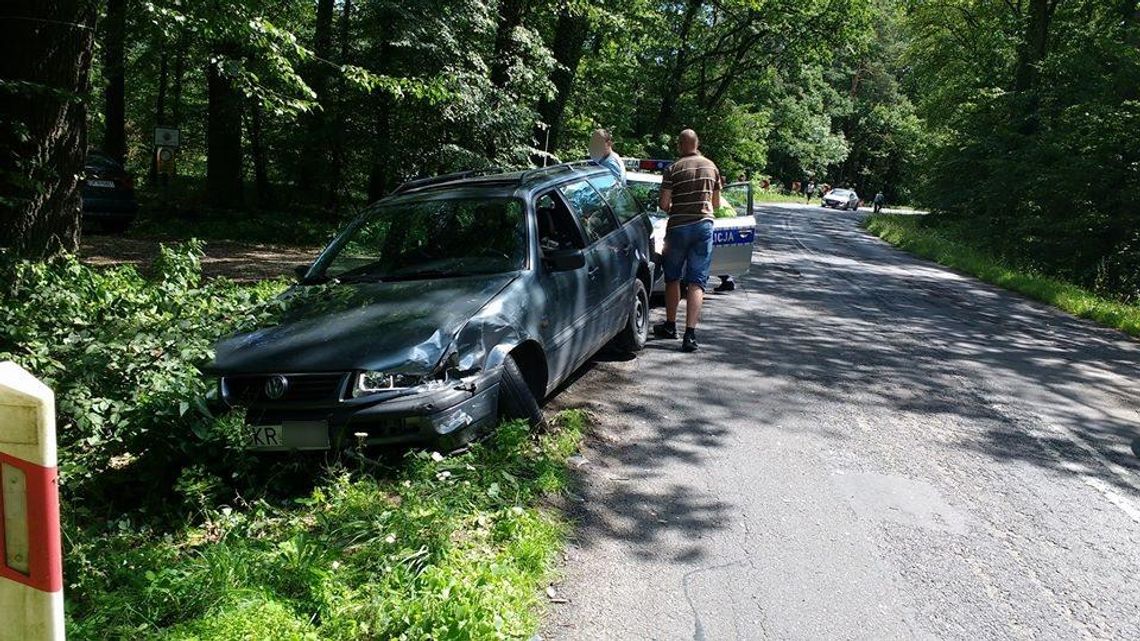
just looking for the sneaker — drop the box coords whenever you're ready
[652,321,678,339]
[714,279,736,293]
[682,331,700,352]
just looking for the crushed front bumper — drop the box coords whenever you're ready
[237,370,502,451]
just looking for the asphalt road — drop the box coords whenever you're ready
[543,205,1140,640]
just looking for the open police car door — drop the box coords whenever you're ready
[711,181,757,277]
[623,160,758,290]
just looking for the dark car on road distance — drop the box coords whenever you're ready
[205,163,654,451]
[82,151,138,232]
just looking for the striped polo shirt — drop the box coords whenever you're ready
[661,152,721,229]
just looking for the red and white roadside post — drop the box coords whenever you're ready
[0,361,64,641]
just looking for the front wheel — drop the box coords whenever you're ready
[498,355,545,428]
[613,279,649,354]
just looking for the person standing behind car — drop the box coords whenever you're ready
[654,129,721,353]
[588,128,626,185]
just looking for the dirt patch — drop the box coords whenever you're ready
[80,233,321,282]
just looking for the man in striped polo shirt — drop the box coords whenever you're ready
[653,129,721,353]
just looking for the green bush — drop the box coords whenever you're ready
[1,243,586,639]
[0,241,287,498]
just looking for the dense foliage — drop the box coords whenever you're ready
[0,246,584,639]
[81,0,917,212]
[904,0,1140,301]
[0,242,285,497]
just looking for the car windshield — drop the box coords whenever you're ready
[315,196,527,282]
[830,189,853,197]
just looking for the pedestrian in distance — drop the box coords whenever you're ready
[653,129,721,353]
[805,180,817,203]
[873,190,886,214]
[588,128,626,185]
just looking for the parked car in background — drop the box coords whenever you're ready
[821,187,860,211]
[623,160,757,292]
[205,163,654,451]
[82,152,138,232]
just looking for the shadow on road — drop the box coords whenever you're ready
[549,205,1140,559]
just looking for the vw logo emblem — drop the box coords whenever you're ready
[264,375,289,400]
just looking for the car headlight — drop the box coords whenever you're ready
[352,370,447,398]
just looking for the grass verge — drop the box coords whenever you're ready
[864,214,1140,337]
[65,411,586,640]
[753,190,812,205]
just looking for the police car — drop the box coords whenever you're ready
[622,159,756,292]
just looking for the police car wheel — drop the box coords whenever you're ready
[613,279,649,354]
[499,355,545,428]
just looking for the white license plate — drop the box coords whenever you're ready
[88,179,115,188]
[247,421,330,450]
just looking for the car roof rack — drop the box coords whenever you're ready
[517,160,599,184]
[391,167,507,195]
[390,160,604,196]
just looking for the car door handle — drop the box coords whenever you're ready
[588,266,601,278]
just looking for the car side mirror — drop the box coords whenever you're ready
[293,264,311,282]
[543,248,586,272]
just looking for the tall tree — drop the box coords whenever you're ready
[102,0,127,163]
[205,45,244,207]
[0,0,97,258]
[297,0,336,198]
[534,4,590,159]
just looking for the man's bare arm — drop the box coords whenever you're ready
[659,187,672,212]
[712,185,721,210]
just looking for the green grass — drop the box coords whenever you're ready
[752,189,811,205]
[65,412,587,640]
[865,214,1140,337]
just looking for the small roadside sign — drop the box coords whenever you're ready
[154,127,180,149]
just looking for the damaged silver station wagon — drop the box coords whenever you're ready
[204,163,654,451]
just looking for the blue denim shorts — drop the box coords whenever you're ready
[662,219,714,288]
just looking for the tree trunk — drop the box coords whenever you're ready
[0,0,97,258]
[655,0,703,133]
[486,0,530,159]
[102,0,127,164]
[490,0,530,89]
[367,93,391,201]
[330,0,353,202]
[533,6,589,161]
[1012,0,1055,93]
[206,47,244,208]
[249,98,270,208]
[171,28,187,126]
[298,0,335,197]
[150,41,169,183]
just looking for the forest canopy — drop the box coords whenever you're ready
[3,0,1139,300]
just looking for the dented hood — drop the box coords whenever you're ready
[211,273,519,375]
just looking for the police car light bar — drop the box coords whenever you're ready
[623,158,673,172]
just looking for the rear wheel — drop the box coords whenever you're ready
[613,279,649,354]
[498,355,545,428]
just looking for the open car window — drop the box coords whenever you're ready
[721,181,754,217]
[588,173,642,224]
[316,196,527,282]
[535,191,586,253]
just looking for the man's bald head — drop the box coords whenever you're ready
[678,129,699,154]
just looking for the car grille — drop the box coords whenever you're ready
[223,373,348,405]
